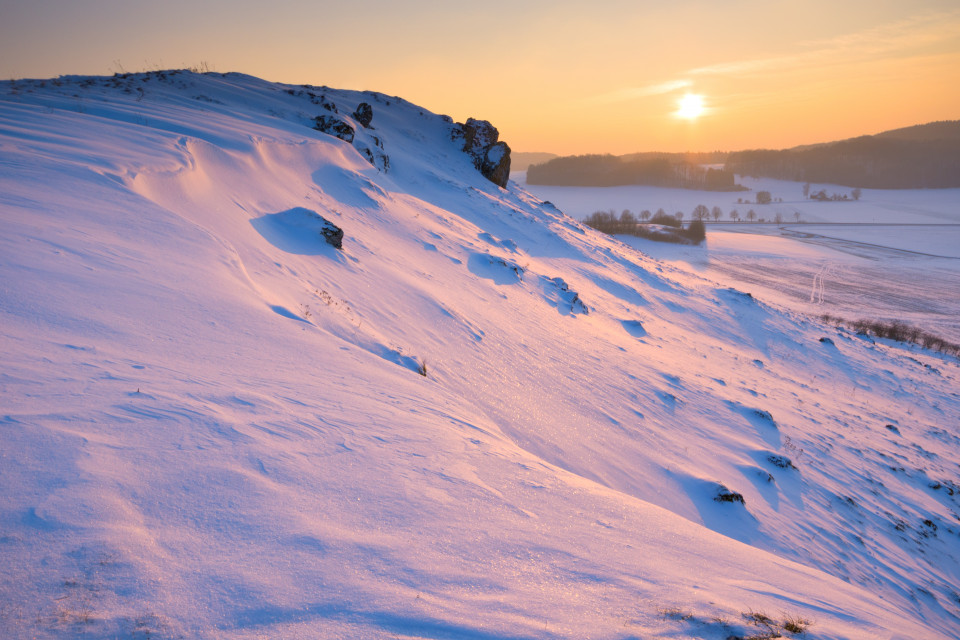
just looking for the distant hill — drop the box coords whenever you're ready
[874,120,960,142]
[526,152,744,191]
[725,121,960,189]
[620,150,729,164]
[511,151,558,171]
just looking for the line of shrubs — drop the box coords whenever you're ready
[822,315,960,357]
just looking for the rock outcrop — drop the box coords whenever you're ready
[481,141,511,189]
[354,133,390,173]
[313,115,354,143]
[319,217,344,250]
[311,103,387,172]
[352,102,373,128]
[452,118,512,188]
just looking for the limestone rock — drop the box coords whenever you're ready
[319,218,344,250]
[354,134,390,172]
[313,115,355,143]
[481,141,511,188]
[451,118,512,188]
[460,118,499,155]
[352,102,373,128]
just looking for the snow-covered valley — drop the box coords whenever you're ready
[2,71,959,639]
[520,175,960,347]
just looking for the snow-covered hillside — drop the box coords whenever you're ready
[2,71,959,639]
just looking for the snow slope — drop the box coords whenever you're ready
[2,71,959,639]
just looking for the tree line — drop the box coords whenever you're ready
[583,209,705,244]
[725,128,960,189]
[527,154,746,191]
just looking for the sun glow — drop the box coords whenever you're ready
[676,93,705,119]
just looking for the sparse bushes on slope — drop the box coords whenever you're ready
[821,315,960,357]
[659,606,813,638]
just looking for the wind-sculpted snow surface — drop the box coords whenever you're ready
[2,71,959,639]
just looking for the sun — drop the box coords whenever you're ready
[676,93,705,119]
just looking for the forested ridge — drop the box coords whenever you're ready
[526,153,743,191]
[725,121,960,188]
[524,122,960,190]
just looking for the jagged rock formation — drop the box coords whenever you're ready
[353,102,373,128]
[312,103,388,172]
[313,115,354,143]
[355,132,390,173]
[319,217,344,249]
[318,94,337,112]
[452,117,512,188]
[481,141,511,188]
[458,118,499,155]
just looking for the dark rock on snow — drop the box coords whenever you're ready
[319,218,344,250]
[353,102,373,128]
[767,454,797,470]
[714,485,746,504]
[459,118,500,155]
[481,141,511,188]
[318,95,338,112]
[452,117,512,188]
[313,107,388,171]
[313,115,355,143]
[354,133,390,173]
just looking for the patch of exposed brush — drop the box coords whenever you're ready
[659,606,813,639]
[822,315,960,357]
[729,610,813,639]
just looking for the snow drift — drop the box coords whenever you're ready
[1,71,959,639]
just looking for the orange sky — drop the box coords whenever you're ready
[2,0,958,154]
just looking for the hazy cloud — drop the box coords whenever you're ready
[688,10,960,79]
[586,79,692,105]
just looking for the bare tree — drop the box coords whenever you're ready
[692,204,709,221]
[675,211,684,223]
[640,209,651,222]
[729,208,740,222]
[746,209,757,222]
[711,206,723,222]
[851,188,862,201]
[774,212,784,224]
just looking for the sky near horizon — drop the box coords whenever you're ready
[2,0,958,154]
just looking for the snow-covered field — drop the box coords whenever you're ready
[520,174,960,345]
[517,171,960,226]
[2,72,960,639]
